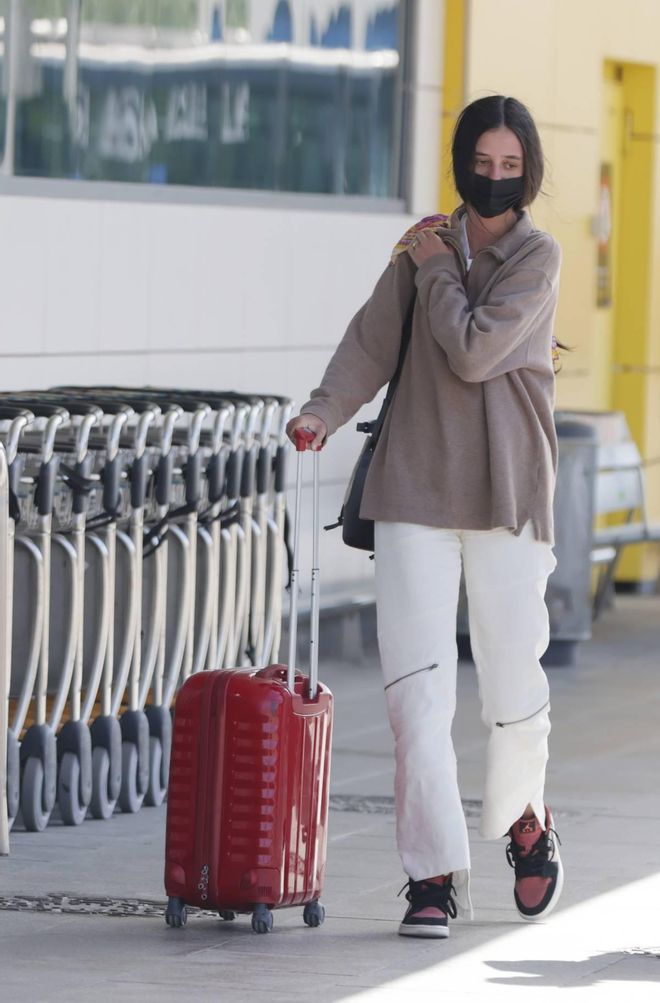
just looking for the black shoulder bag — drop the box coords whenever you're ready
[325,297,415,552]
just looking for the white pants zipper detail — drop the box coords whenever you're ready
[384,663,439,692]
[495,700,550,728]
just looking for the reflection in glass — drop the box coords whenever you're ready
[0,0,7,171]
[5,0,405,197]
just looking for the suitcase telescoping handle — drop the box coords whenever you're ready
[287,429,320,699]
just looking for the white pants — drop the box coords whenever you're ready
[374,521,557,917]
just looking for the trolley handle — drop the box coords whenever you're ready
[287,428,321,699]
[209,404,234,456]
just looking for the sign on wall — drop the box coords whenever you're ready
[596,162,613,308]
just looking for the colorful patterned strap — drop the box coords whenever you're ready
[390,213,450,264]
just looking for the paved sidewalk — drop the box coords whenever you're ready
[2,596,660,1001]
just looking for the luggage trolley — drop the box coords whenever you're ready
[140,392,209,684]
[80,394,164,818]
[188,396,235,676]
[59,390,189,813]
[260,396,294,666]
[105,393,172,814]
[4,395,105,826]
[3,401,70,831]
[92,389,236,804]
[48,399,102,826]
[0,386,299,835]
[0,405,37,830]
[215,400,250,669]
[248,395,293,667]
[80,399,134,820]
[220,395,264,668]
[142,389,260,672]
[56,388,189,810]
[140,393,207,807]
[243,396,279,667]
[25,393,130,824]
[108,398,161,815]
[144,389,237,675]
[0,442,9,853]
[158,392,248,676]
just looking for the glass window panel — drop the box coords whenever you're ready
[4,0,407,198]
[0,1,7,169]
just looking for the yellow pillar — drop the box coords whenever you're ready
[610,62,658,584]
[438,0,466,212]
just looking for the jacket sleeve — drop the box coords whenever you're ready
[414,240,562,383]
[300,254,415,436]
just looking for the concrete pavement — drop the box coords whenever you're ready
[1,594,659,1001]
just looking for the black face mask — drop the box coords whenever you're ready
[468,173,525,218]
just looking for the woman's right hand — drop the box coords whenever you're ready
[286,413,328,451]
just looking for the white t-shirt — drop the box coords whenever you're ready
[459,215,473,270]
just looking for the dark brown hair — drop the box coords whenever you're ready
[452,95,544,210]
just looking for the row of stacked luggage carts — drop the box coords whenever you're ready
[0,387,293,832]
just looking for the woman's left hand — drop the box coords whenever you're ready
[407,229,453,267]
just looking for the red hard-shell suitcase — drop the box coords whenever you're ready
[164,430,333,933]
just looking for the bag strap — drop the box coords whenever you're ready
[323,294,416,536]
[368,294,416,445]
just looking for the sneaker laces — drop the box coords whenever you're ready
[506,826,562,878]
[397,877,458,919]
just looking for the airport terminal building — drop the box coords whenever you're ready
[1,0,659,597]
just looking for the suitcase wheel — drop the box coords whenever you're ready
[251,904,273,934]
[218,910,237,922]
[303,900,325,929]
[165,897,187,928]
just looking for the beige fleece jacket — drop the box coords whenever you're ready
[300,207,562,544]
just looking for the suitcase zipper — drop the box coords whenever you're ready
[495,701,549,727]
[384,663,439,692]
[196,678,217,904]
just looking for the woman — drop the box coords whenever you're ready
[287,95,563,938]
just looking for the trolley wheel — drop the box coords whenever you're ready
[144,736,167,808]
[58,752,88,826]
[218,910,237,921]
[251,904,273,934]
[20,756,51,832]
[303,900,325,928]
[165,896,187,928]
[89,746,116,820]
[118,742,145,815]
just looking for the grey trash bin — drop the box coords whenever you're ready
[544,420,599,664]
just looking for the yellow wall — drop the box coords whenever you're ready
[439,0,466,211]
[452,0,660,582]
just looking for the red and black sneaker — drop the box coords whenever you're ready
[398,875,457,938]
[506,806,564,921]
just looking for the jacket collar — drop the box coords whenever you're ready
[442,205,537,263]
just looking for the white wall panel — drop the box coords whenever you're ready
[146,205,211,352]
[44,199,102,355]
[97,202,151,353]
[189,208,248,351]
[0,198,49,354]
